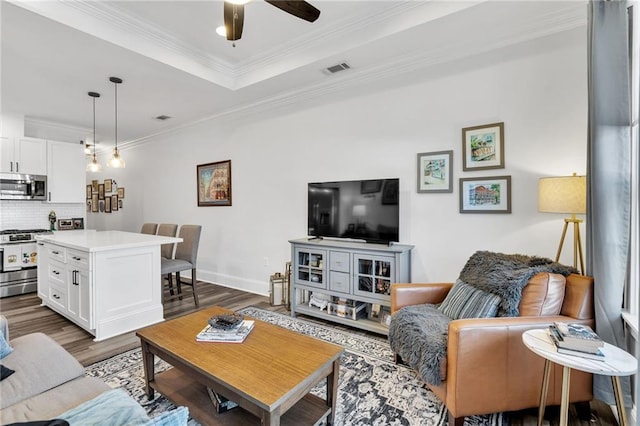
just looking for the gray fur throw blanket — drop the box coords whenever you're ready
[388,304,450,386]
[458,251,578,317]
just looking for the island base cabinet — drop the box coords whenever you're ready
[37,241,164,341]
[92,246,163,341]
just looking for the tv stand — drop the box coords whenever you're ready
[289,238,413,335]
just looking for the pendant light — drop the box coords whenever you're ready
[86,91,102,172]
[107,76,125,168]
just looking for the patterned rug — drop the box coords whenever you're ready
[85,307,506,425]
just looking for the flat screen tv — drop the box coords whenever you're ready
[308,178,399,244]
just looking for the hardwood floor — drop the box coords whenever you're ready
[0,280,618,425]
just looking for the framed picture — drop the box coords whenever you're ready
[57,219,73,230]
[104,196,111,213]
[98,184,105,200]
[380,307,392,327]
[197,160,232,206]
[91,194,99,212]
[462,122,504,171]
[117,187,125,199]
[92,179,99,192]
[417,150,453,193]
[98,200,105,212]
[459,175,511,214]
[72,218,84,229]
[86,185,92,199]
[111,195,118,211]
[369,303,381,320]
[104,179,112,193]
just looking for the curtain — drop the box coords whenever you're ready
[586,0,632,405]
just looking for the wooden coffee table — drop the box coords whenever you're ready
[136,306,344,425]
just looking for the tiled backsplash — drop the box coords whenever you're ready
[0,200,85,230]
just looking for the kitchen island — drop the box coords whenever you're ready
[36,230,182,341]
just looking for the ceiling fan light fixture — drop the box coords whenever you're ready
[107,76,125,169]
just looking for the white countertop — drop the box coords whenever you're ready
[36,230,182,252]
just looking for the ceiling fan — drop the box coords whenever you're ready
[224,0,321,41]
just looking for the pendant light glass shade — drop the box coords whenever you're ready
[107,76,125,168]
[86,92,102,172]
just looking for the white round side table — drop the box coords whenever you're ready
[522,328,636,426]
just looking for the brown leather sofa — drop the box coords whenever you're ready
[391,273,594,426]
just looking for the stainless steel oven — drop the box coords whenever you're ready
[0,229,51,298]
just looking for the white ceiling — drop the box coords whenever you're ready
[1,0,586,148]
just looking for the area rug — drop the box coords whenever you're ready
[85,307,506,426]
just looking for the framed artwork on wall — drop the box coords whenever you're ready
[111,195,118,211]
[86,185,92,200]
[459,175,511,214]
[197,160,232,206]
[98,184,105,200]
[91,194,99,212]
[417,150,453,193]
[104,179,112,193]
[117,187,125,199]
[105,196,111,213]
[462,122,505,171]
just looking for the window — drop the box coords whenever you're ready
[623,4,639,336]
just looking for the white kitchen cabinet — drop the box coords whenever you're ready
[0,136,47,174]
[67,248,92,330]
[46,140,85,203]
[37,242,93,331]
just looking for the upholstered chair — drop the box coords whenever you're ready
[160,225,202,305]
[140,223,158,235]
[390,271,594,425]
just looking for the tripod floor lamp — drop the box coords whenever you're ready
[538,173,587,275]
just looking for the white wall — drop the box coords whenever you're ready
[87,27,588,296]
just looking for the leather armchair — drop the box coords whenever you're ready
[391,273,594,426]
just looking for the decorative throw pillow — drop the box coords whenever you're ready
[0,364,15,381]
[0,333,13,359]
[438,280,501,320]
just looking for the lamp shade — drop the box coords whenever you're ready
[538,174,586,214]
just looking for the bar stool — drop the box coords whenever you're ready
[161,225,202,305]
[140,223,158,235]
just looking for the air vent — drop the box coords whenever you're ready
[323,62,351,75]
[154,115,172,121]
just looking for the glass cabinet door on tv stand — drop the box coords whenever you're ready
[352,255,394,301]
[294,247,327,289]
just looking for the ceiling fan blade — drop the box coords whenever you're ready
[264,1,320,23]
[223,2,244,41]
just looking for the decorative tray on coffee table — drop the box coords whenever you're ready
[208,313,244,330]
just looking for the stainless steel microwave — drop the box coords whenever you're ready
[0,173,47,200]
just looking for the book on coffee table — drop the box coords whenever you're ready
[206,387,239,413]
[196,320,255,343]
